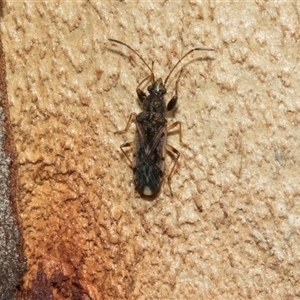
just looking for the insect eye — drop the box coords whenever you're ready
[147,84,154,93]
[160,86,166,95]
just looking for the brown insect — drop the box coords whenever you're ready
[109,39,214,196]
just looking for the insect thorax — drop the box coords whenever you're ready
[136,111,166,142]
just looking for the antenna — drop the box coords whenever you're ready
[164,46,215,85]
[108,39,153,75]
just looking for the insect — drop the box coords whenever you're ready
[109,38,214,196]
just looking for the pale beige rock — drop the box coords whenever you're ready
[1,1,300,299]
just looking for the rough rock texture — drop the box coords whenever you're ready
[0,23,26,300]
[1,1,300,299]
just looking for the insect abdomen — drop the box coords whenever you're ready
[134,161,163,196]
[133,121,167,196]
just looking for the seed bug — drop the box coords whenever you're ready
[109,38,214,196]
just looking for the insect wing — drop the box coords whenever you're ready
[133,123,167,196]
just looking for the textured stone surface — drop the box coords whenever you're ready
[0,29,25,300]
[1,2,300,299]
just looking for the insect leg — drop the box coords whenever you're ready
[120,141,134,166]
[167,121,188,148]
[115,112,137,134]
[136,73,153,101]
[115,113,136,166]
[136,61,155,102]
[166,144,180,196]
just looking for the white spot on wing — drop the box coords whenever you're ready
[143,186,153,196]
